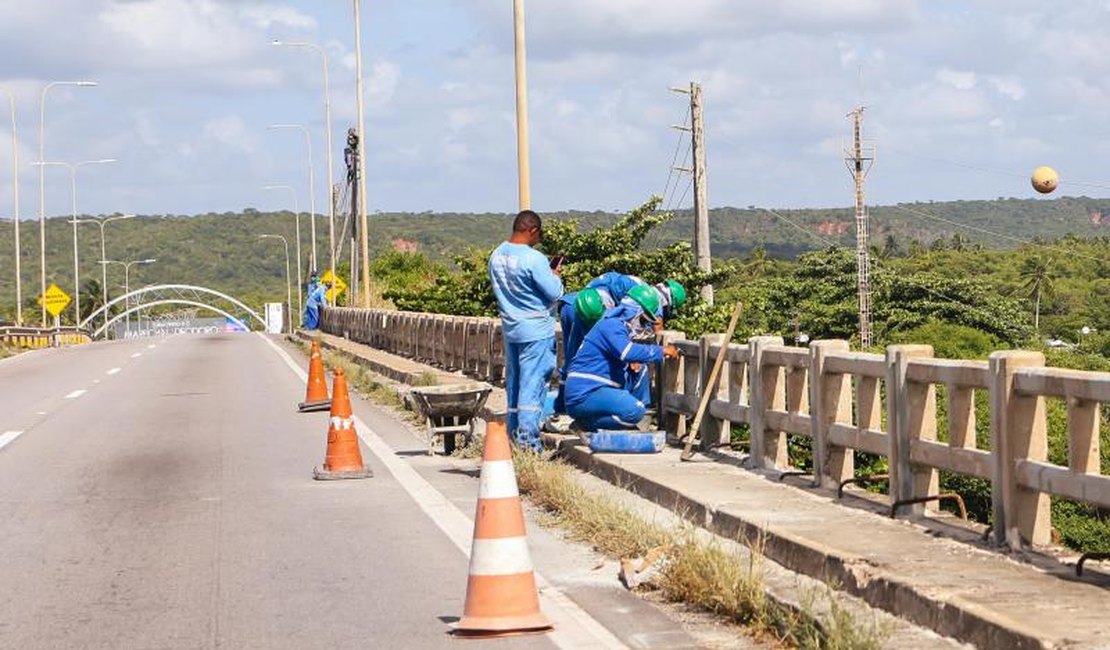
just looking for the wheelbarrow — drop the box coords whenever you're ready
[408,382,493,455]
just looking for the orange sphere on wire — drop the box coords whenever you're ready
[1031,166,1059,194]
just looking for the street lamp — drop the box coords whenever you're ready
[261,184,303,316]
[268,123,316,271]
[34,158,117,323]
[73,213,134,331]
[39,80,96,325]
[100,258,155,337]
[1,88,21,324]
[272,39,337,290]
[259,234,292,333]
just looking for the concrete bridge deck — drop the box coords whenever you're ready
[307,326,1110,650]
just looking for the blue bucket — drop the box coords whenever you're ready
[588,430,666,454]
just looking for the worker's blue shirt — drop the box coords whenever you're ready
[587,272,644,304]
[488,242,564,344]
[307,285,326,308]
[565,301,663,406]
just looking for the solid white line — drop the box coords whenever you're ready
[107,368,121,375]
[0,431,25,451]
[65,390,86,400]
[257,333,626,649]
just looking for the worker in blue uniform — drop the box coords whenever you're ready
[488,210,564,451]
[564,285,679,431]
[303,279,330,330]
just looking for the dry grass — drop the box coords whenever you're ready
[0,345,19,360]
[513,452,890,649]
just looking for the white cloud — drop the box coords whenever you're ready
[936,68,978,91]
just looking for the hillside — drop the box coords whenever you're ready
[1,195,1109,320]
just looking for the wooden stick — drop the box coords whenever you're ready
[681,302,744,461]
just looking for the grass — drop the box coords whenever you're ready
[0,345,19,360]
[512,452,890,649]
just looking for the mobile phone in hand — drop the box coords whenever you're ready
[549,255,566,270]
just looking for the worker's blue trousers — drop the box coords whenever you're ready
[555,301,587,414]
[303,304,320,330]
[566,386,646,432]
[505,337,556,451]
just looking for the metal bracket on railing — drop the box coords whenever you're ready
[890,493,968,520]
[836,474,889,500]
[1076,552,1110,577]
[777,471,812,483]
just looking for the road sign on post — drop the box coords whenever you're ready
[38,284,72,319]
[321,270,347,304]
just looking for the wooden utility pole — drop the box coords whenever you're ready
[844,107,875,348]
[513,0,531,210]
[353,0,371,307]
[671,82,713,304]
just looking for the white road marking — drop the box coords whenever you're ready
[65,390,86,400]
[107,368,121,375]
[36,411,46,416]
[93,380,101,385]
[0,431,25,451]
[131,353,142,358]
[258,333,627,650]
[147,344,156,349]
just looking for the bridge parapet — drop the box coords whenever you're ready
[321,307,1108,552]
[0,325,92,349]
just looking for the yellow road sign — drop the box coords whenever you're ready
[38,284,72,318]
[321,270,347,304]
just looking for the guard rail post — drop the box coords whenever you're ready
[660,331,687,444]
[749,336,787,470]
[699,334,727,451]
[888,345,938,516]
[989,350,1051,548]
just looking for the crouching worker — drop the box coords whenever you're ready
[564,286,679,431]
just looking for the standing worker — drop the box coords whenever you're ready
[489,210,564,451]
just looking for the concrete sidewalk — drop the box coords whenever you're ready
[303,329,1110,650]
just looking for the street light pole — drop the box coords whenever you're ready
[271,40,336,288]
[353,0,371,307]
[34,159,116,324]
[260,234,292,333]
[39,80,96,326]
[2,88,20,324]
[268,123,316,271]
[102,258,155,337]
[74,213,134,331]
[262,184,303,318]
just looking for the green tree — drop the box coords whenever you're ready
[1020,255,1056,332]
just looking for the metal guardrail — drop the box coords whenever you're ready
[0,325,92,349]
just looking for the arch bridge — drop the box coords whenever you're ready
[80,285,270,339]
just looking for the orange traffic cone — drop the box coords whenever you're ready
[312,367,373,480]
[454,420,551,637]
[298,341,331,412]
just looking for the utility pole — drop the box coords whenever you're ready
[844,107,875,348]
[670,82,713,304]
[513,0,531,210]
[345,128,360,305]
[352,0,371,307]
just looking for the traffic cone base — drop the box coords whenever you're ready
[313,368,373,481]
[454,420,551,637]
[299,341,331,413]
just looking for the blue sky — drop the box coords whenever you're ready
[1,0,1109,219]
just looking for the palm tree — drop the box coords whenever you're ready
[1019,255,1056,332]
[745,245,770,278]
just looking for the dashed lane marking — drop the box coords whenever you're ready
[131,353,142,359]
[0,431,25,451]
[65,390,86,400]
[107,368,121,375]
[258,333,627,650]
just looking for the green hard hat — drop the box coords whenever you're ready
[665,280,687,310]
[628,285,660,317]
[575,288,606,323]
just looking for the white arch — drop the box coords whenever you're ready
[81,284,266,331]
[91,300,252,339]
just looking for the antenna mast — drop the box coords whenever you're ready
[844,107,875,348]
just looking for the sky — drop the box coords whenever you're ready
[1,0,1109,219]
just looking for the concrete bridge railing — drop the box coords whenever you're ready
[321,307,1110,551]
[1,325,92,349]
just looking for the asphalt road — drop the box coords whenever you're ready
[0,334,710,650]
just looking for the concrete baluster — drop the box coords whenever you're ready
[989,350,1050,548]
[810,340,854,488]
[660,331,687,444]
[888,345,938,516]
[749,336,787,470]
[699,334,727,451]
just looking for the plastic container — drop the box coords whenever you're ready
[587,430,666,454]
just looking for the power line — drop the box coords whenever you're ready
[660,106,691,203]
[885,203,1107,263]
[758,207,839,247]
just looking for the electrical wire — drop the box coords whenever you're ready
[660,106,691,204]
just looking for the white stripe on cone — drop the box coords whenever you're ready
[329,417,353,430]
[478,460,520,500]
[468,537,535,576]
